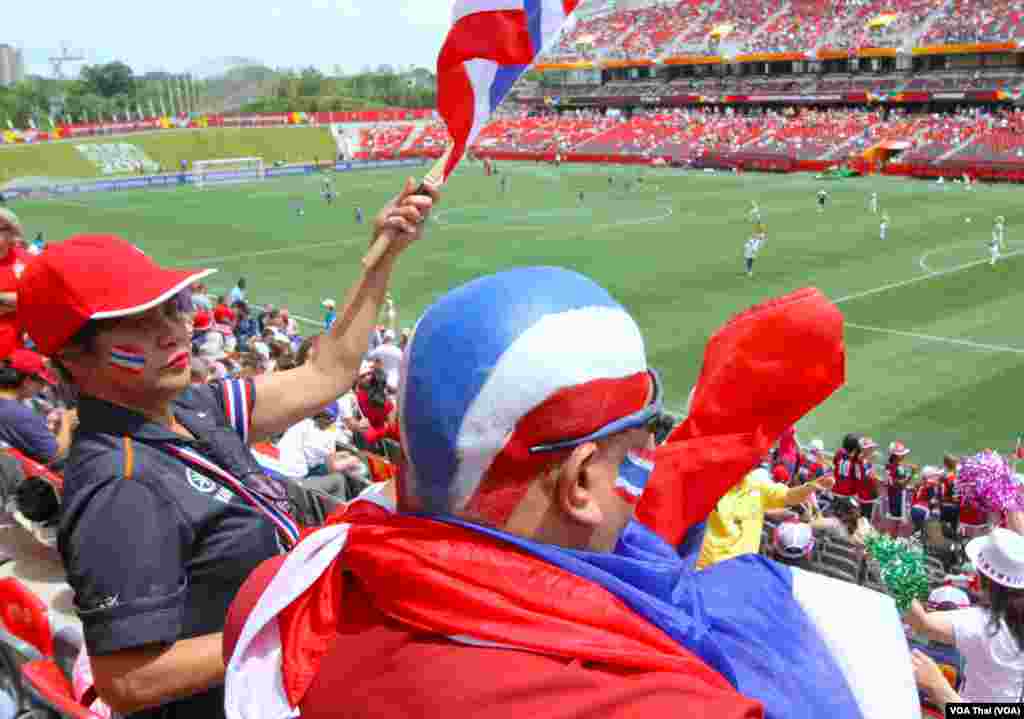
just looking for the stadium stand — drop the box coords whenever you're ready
[356,124,416,160]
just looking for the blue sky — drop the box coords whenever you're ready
[6,0,452,77]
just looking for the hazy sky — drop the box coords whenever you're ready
[7,0,453,77]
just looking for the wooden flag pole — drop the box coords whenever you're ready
[362,145,454,270]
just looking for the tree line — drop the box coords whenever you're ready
[1,61,437,129]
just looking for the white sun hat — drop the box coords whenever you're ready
[773,521,815,560]
[966,528,1024,590]
[322,298,336,309]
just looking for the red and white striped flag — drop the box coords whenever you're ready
[436,0,580,180]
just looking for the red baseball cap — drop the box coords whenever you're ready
[193,311,213,332]
[6,348,58,385]
[17,235,216,356]
[213,306,236,324]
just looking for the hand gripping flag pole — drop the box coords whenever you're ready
[362,146,452,269]
[363,0,581,270]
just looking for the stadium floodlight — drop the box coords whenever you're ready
[192,157,266,189]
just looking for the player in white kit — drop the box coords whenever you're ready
[744,234,764,277]
[870,192,879,215]
[994,216,1006,249]
[880,214,890,241]
[989,236,1002,266]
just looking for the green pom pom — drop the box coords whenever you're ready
[866,535,930,611]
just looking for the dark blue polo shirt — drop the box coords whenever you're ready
[58,379,284,719]
[0,398,58,464]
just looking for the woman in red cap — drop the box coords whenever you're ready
[15,179,436,719]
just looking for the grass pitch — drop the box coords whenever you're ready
[12,162,1024,465]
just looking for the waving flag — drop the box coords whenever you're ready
[436,0,580,180]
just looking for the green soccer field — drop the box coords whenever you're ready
[12,162,1024,464]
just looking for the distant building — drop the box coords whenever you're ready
[0,44,24,86]
[0,45,23,86]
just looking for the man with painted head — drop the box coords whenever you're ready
[223,269,919,719]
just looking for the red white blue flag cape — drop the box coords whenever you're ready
[225,492,919,719]
[437,0,580,180]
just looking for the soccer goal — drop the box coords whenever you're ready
[193,157,266,189]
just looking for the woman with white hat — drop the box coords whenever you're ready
[907,527,1024,707]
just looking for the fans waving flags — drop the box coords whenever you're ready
[437,0,580,181]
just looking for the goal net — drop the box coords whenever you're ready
[193,157,266,189]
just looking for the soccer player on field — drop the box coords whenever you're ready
[994,216,1006,249]
[743,234,763,277]
[870,192,879,215]
[880,214,890,241]
[355,207,364,225]
[989,235,1001,266]
[817,189,828,213]
[578,190,584,206]
[749,201,762,225]
[500,174,509,196]
[321,176,335,205]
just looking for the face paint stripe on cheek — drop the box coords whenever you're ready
[110,345,147,374]
[615,451,655,505]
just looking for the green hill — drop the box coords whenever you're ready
[1,126,338,186]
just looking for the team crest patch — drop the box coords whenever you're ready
[186,468,217,494]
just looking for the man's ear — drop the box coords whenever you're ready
[553,442,604,529]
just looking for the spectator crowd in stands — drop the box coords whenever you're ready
[539,0,1024,60]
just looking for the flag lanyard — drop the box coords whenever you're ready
[143,438,300,548]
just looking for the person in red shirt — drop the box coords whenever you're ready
[0,209,31,357]
[939,453,961,531]
[857,436,882,522]
[881,441,914,538]
[352,361,399,450]
[832,433,867,503]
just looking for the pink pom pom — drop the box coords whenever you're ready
[957,450,1024,513]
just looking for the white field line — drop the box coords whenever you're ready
[192,236,363,264]
[844,322,1024,354]
[833,246,1024,305]
[918,238,1020,273]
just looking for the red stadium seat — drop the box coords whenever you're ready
[21,660,104,719]
[2,446,64,494]
[0,577,54,659]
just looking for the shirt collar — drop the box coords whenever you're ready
[77,393,196,443]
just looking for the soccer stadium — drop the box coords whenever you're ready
[2,1,1024,717]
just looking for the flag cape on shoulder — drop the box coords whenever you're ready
[437,0,580,180]
[226,499,919,719]
[636,287,846,547]
[225,501,746,719]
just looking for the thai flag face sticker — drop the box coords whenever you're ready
[110,345,146,374]
[615,451,654,505]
